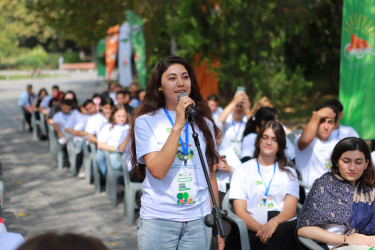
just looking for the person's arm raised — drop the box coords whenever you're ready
[143,96,194,180]
[297,107,336,151]
[219,92,248,124]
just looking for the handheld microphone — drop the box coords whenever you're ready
[177,93,197,118]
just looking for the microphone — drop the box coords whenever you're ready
[177,93,197,118]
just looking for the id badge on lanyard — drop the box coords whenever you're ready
[164,107,197,205]
[254,159,276,224]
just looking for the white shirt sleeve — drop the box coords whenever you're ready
[285,168,300,199]
[229,165,247,200]
[97,124,110,143]
[134,116,161,164]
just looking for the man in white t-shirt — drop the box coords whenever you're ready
[295,104,339,195]
[324,99,359,140]
[206,94,223,127]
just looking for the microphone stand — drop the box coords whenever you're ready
[188,115,227,249]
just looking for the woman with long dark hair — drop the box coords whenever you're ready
[297,137,375,249]
[227,121,299,249]
[129,56,223,249]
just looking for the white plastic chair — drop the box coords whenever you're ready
[118,154,142,225]
[82,139,92,184]
[66,136,84,176]
[298,236,324,249]
[47,124,64,169]
[31,111,42,140]
[104,151,123,208]
[222,189,251,250]
[90,142,103,194]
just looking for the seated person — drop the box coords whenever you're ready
[324,99,359,140]
[240,107,295,163]
[85,96,114,144]
[95,104,130,176]
[39,85,63,116]
[227,121,299,250]
[219,91,251,157]
[53,99,80,143]
[297,137,375,249]
[295,104,339,194]
[207,94,223,125]
[18,84,35,132]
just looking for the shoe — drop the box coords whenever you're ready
[39,135,48,141]
[78,170,86,179]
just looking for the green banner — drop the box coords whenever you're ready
[339,0,375,139]
[126,10,147,89]
[96,38,106,77]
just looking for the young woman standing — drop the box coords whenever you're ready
[130,56,223,250]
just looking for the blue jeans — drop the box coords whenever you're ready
[137,218,211,250]
[95,150,122,176]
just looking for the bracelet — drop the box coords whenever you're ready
[343,235,348,246]
[271,218,280,225]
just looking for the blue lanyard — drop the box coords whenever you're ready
[164,107,189,166]
[329,129,339,139]
[231,119,243,139]
[256,158,276,197]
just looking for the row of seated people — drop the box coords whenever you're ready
[18,83,144,223]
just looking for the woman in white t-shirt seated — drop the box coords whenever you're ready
[95,104,130,176]
[240,107,295,163]
[227,121,299,250]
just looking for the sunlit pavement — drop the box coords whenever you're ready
[0,70,138,249]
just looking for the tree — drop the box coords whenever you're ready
[0,0,56,63]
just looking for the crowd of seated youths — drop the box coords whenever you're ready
[209,92,366,249]
[18,82,142,180]
[19,83,371,249]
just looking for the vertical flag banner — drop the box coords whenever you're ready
[126,10,147,88]
[105,25,120,81]
[118,22,133,87]
[339,0,375,139]
[96,38,106,77]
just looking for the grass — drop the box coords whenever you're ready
[0,73,67,80]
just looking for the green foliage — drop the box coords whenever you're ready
[17,46,48,69]
[166,0,314,108]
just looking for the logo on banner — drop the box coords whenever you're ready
[343,14,375,59]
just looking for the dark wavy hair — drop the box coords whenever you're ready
[330,137,375,186]
[130,56,220,178]
[253,121,292,175]
[243,107,278,138]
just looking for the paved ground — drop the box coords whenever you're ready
[0,70,138,249]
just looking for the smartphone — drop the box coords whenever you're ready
[236,86,245,93]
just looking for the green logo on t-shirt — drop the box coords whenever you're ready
[166,128,172,133]
[256,181,263,185]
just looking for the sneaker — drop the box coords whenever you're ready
[78,170,86,179]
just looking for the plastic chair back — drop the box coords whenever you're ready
[222,190,251,250]
[104,151,123,208]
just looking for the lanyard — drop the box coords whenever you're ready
[231,119,243,139]
[256,158,276,197]
[164,107,189,166]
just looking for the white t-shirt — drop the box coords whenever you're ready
[98,123,130,148]
[219,114,247,157]
[240,133,295,161]
[135,108,215,221]
[216,146,242,193]
[295,135,338,191]
[330,125,359,140]
[52,109,79,136]
[229,159,299,224]
[85,113,108,137]
[212,106,223,122]
[40,95,53,109]
[66,112,90,142]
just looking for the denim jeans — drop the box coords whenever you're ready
[137,217,211,250]
[95,150,122,176]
